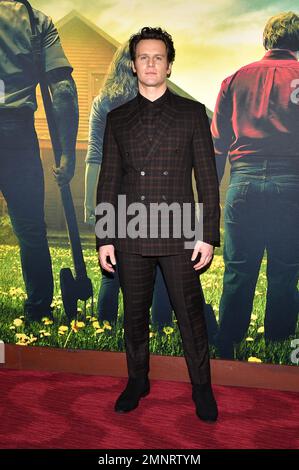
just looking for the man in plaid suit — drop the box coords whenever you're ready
[96,27,220,422]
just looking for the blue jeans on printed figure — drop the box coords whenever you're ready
[0,116,53,319]
[218,158,299,350]
[98,264,173,329]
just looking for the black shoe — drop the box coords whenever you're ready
[192,383,218,422]
[25,307,54,324]
[114,377,150,413]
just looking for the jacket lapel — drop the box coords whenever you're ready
[142,97,177,165]
[122,91,178,169]
[122,98,149,151]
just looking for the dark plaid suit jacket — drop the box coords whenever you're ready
[96,89,220,255]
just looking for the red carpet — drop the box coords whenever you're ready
[0,368,298,449]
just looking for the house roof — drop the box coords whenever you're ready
[56,9,120,48]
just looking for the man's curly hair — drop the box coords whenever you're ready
[263,12,299,51]
[129,27,175,63]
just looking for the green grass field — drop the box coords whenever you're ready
[0,239,298,366]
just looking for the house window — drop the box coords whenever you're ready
[89,71,106,109]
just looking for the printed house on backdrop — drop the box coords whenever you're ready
[0,10,228,231]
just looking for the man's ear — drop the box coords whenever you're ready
[131,61,136,74]
[167,62,172,77]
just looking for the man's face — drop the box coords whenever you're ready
[132,39,172,88]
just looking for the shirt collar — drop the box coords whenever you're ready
[137,88,170,110]
[262,49,298,61]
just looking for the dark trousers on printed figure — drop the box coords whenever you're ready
[116,250,211,384]
[218,158,299,347]
[0,115,53,318]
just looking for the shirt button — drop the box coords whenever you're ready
[163,171,168,176]
[162,195,166,200]
[141,195,146,201]
[140,171,146,176]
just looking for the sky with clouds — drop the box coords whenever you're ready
[33,0,298,110]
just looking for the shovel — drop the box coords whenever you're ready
[40,80,93,321]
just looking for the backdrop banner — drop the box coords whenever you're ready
[0,0,298,370]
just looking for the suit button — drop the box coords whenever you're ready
[162,195,166,200]
[140,171,146,176]
[163,171,168,176]
[141,195,146,201]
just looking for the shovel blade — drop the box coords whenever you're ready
[60,267,78,321]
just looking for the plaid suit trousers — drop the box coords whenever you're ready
[116,250,211,385]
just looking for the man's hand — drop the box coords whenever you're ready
[191,241,214,271]
[98,245,116,273]
[53,153,75,187]
[49,75,78,188]
[84,204,95,225]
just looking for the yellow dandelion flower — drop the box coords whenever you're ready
[248,357,262,363]
[39,329,47,334]
[42,317,53,325]
[103,320,111,326]
[103,324,112,330]
[58,325,69,332]
[90,316,97,322]
[58,326,68,336]
[70,320,85,332]
[163,326,174,335]
[9,326,16,330]
[43,332,51,337]
[149,332,155,338]
[13,318,23,327]
[15,333,28,339]
[28,334,37,343]
[92,321,101,329]
[257,326,265,334]
[16,342,28,346]
[71,325,78,333]
[95,328,105,334]
[245,337,254,342]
